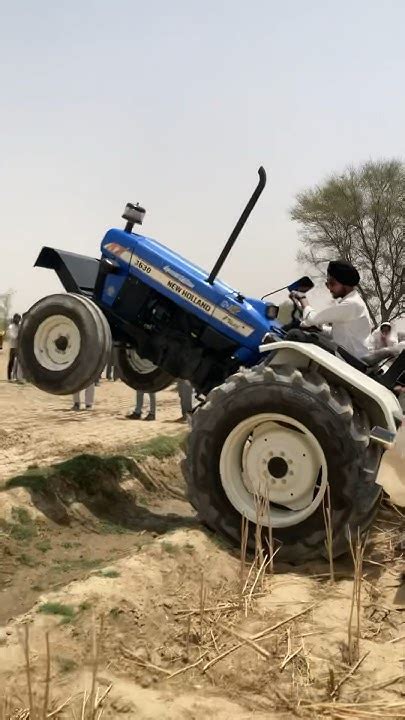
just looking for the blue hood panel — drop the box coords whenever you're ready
[101,228,280,350]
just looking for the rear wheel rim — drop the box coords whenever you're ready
[33,315,81,371]
[126,348,157,375]
[219,413,328,528]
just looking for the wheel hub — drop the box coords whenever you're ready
[242,421,320,511]
[54,335,68,352]
[267,456,288,479]
[126,349,157,374]
[220,413,328,528]
[34,315,81,371]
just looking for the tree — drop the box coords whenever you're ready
[0,290,13,332]
[291,159,405,325]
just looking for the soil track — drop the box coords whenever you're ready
[1,345,405,719]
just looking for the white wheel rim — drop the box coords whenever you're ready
[219,413,328,528]
[126,348,157,374]
[34,315,81,371]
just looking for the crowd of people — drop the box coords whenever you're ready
[125,380,192,422]
[72,376,194,421]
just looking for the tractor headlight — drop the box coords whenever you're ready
[265,303,279,320]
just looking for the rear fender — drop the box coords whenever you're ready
[259,341,402,441]
[35,247,100,294]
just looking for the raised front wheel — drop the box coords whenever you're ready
[18,294,111,395]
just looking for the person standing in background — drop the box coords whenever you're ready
[6,313,21,381]
[106,347,117,381]
[127,390,156,421]
[369,322,398,350]
[176,379,193,422]
[72,384,96,410]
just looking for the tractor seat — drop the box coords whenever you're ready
[285,328,405,394]
[336,346,369,373]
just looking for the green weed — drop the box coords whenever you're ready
[38,603,76,619]
[98,569,120,578]
[36,539,51,553]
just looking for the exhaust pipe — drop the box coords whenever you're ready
[207,166,267,285]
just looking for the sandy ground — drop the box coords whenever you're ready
[0,346,187,483]
[1,344,405,718]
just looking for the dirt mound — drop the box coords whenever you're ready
[1,516,405,718]
[0,441,195,626]
[2,434,187,526]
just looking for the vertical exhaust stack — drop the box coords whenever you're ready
[207,167,267,285]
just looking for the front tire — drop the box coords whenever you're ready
[115,346,174,392]
[18,294,111,395]
[183,364,382,562]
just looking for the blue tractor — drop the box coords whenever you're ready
[24,169,289,396]
[18,168,404,561]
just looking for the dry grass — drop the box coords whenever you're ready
[201,603,315,673]
[323,484,335,583]
[239,514,249,597]
[237,495,281,618]
[199,572,207,644]
[347,528,367,664]
[1,619,110,720]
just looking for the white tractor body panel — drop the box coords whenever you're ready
[259,341,402,437]
[376,426,405,506]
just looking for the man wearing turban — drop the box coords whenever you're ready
[369,321,398,351]
[296,260,371,359]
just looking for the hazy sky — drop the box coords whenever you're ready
[1,0,405,314]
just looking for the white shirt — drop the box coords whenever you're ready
[368,328,398,351]
[301,290,371,358]
[6,322,19,349]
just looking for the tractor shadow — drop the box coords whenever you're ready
[3,453,197,536]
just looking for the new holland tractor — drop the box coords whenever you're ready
[18,168,405,561]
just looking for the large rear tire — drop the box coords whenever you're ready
[183,364,382,562]
[18,294,111,395]
[115,346,174,392]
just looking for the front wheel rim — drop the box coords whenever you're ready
[219,413,328,528]
[33,315,81,371]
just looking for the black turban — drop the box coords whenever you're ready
[327,260,360,286]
